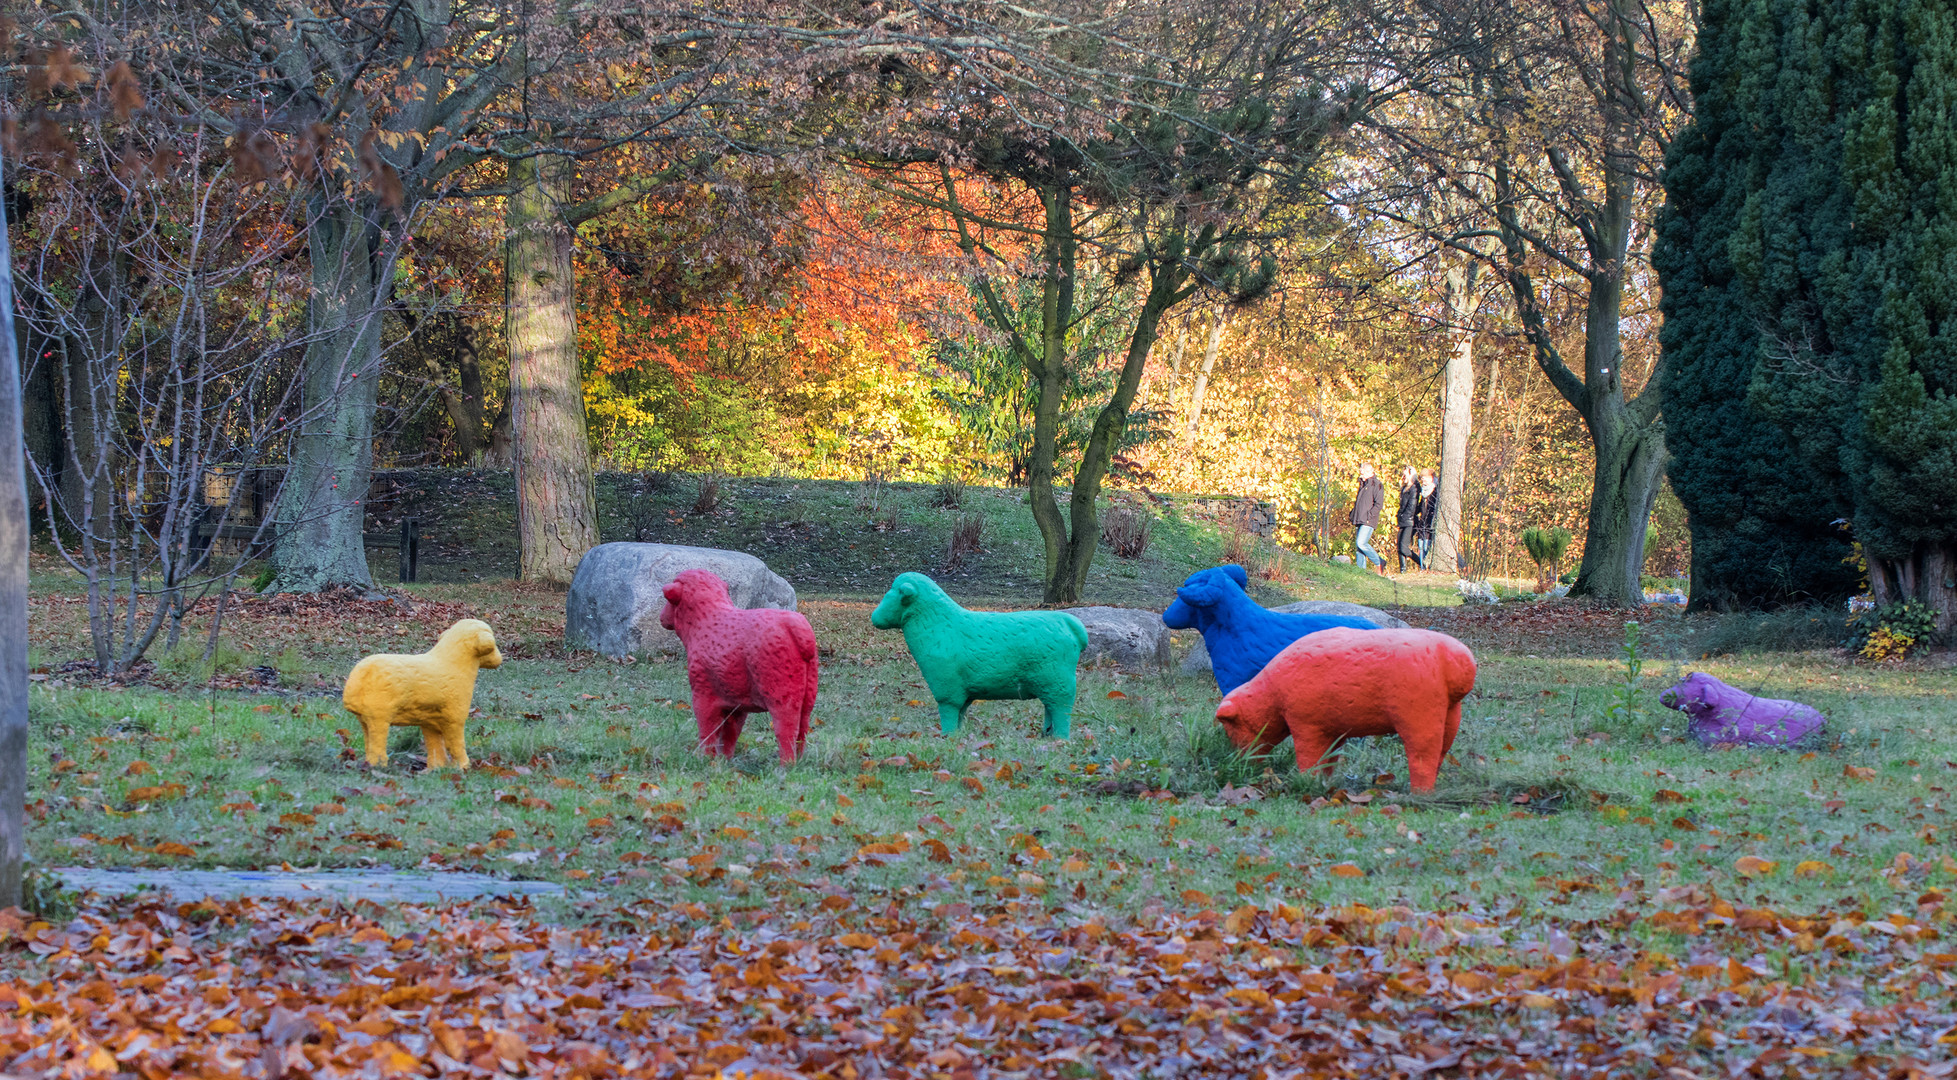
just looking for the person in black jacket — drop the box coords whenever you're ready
[1349,463,1385,573]
[1413,468,1439,570]
[1395,466,1421,573]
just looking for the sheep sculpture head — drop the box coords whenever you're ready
[445,618,504,670]
[870,571,940,630]
[1161,564,1251,629]
[658,568,733,631]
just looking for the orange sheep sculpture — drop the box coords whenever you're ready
[1214,626,1476,793]
[343,618,502,770]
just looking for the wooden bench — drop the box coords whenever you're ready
[196,516,422,583]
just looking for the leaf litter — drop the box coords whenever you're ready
[2,887,1954,1078]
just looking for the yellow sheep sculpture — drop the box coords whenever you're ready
[342,618,502,770]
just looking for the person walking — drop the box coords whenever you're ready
[1395,466,1421,573]
[1413,468,1438,570]
[1350,463,1385,573]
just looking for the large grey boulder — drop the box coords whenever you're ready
[1180,599,1409,675]
[1065,607,1174,672]
[566,543,797,659]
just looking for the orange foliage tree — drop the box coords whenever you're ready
[578,171,972,478]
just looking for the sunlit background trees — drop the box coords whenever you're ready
[6,0,1941,643]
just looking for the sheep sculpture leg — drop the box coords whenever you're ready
[759,661,818,762]
[356,713,392,768]
[935,702,968,736]
[1038,673,1078,738]
[689,685,748,758]
[438,718,469,770]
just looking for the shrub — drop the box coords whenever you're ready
[1222,509,1256,566]
[931,475,967,509]
[1250,543,1292,583]
[854,470,889,514]
[946,513,986,569]
[1101,505,1151,559]
[690,474,724,516]
[1522,526,1573,592]
[1848,598,1939,663]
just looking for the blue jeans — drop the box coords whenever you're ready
[1417,536,1431,569]
[1354,525,1382,568]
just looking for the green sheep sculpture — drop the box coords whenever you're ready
[871,572,1088,737]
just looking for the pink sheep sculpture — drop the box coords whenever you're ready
[1214,626,1477,793]
[660,568,819,764]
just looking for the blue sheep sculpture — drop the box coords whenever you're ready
[1163,564,1379,695]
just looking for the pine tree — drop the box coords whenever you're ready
[1658,0,1957,627]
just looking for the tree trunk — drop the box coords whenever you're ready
[1572,398,1666,604]
[1023,185,1079,603]
[1431,256,1479,575]
[269,200,385,593]
[0,165,27,908]
[407,310,483,462]
[1183,305,1227,444]
[1048,265,1181,603]
[1868,544,1957,636]
[57,252,118,546]
[452,319,487,460]
[1494,111,1660,605]
[1565,269,1666,606]
[505,151,600,585]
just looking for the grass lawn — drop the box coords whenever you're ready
[11,472,1957,1075]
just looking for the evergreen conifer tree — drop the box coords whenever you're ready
[1658,0,1956,627]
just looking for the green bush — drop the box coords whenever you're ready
[1847,599,1940,660]
[1522,527,1573,586]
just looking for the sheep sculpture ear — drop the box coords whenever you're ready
[662,582,684,603]
[897,579,917,604]
[1220,564,1249,587]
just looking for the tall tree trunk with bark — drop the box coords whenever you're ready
[505,150,600,585]
[269,201,386,593]
[57,251,118,547]
[0,157,28,908]
[1502,200,1665,605]
[1019,186,1077,604]
[1048,262,1182,603]
[1431,255,1479,574]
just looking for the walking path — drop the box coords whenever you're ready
[51,867,568,904]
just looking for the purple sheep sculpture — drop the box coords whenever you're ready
[1659,672,1827,748]
[1163,565,1378,696]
